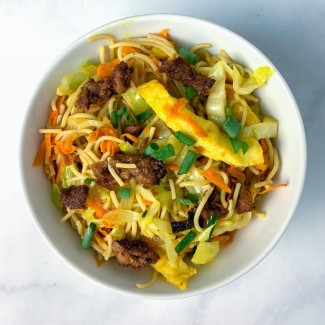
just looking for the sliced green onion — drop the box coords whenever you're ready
[225,105,232,117]
[230,138,249,154]
[136,109,153,122]
[174,131,196,146]
[175,230,196,253]
[110,111,118,128]
[222,115,241,139]
[81,222,96,250]
[142,210,148,218]
[179,48,199,65]
[84,178,93,185]
[186,192,199,204]
[178,150,199,175]
[122,111,138,126]
[51,183,62,210]
[144,142,159,157]
[150,144,175,160]
[185,86,197,99]
[207,213,219,242]
[177,198,193,205]
[117,106,127,117]
[118,187,131,199]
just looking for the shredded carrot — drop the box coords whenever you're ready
[158,29,168,39]
[103,221,114,228]
[121,133,139,143]
[33,139,46,166]
[97,58,120,79]
[122,46,137,56]
[203,167,232,193]
[55,160,64,184]
[165,164,179,171]
[98,228,109,237]
[254,163,269,172]
[142,199,153,206]
[54,133,77,156]
[260,139,268,152]
[45,133,52,157]
[259,183,287,195]
[86,199,107,218]
[227,166,245,183]
[48,110,58,128]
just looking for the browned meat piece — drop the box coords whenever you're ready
[121,125,142,137]
[160,57,215,95]
[188,202,228,227]
[91,161,117,189]
[235,185,253,214]
[112,61,134,94]
[61,185,89,210]
[110,152,167,187]
[112,239,159,269]
[75,78,113,110]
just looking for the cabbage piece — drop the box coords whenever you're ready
[206,61,227,124]
[103,209,142,225]
[152,254,196,290]
[232,66,274,95]
[197,224,215,242]
[238,116,278,140]
[88,184,111,207]
[122,86,151,115]
[212,212,252,236]
[110,225,125,240]
[57,65,97,96]
[67,117,106,130]
[183,167,211,195]
[61,166,73,188]
[152,135,183,164]
[191,241,220,264]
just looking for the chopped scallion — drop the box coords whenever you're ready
[178,150,198,175]
[118,187,131,199]
[177,198,193,205]
[122,111,138,126]
[179,48,199,65]
[222,115,241,139]
[142,210,148,218]
[230,138,249,154]
[174,131,196,146]
[207,213,219,242]
[225,105,232,117]
[144,142,159,157]
[150,144,175,160]
[175,230,196,253]
[110,111,118,128]
[136,109,153,122]
[84,178,93,185]
[81,222,96,250]
[117,106,127,117]
[186,192,199,204]
[185,86,197,99]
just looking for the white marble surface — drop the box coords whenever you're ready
[1,0,324,323]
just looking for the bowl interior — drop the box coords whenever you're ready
[21,14,306,299]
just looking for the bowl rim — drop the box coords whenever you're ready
[20,13,307,299]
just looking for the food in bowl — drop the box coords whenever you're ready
[33,28,287,290]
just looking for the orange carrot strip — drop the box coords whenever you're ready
[158,29,169,39]
[45,133,52,157]
[259,183,287,195]
[122,46,137,56]
[227,166,245,183]
[86,199,107,218]
[203,167,232,193]
[121,133,139,143]
[97,58,120,79]
[142,199,153,206]
[103,221,114,228]
[33,139,46,166]
[165,164,179,171]
[98,228,109,237]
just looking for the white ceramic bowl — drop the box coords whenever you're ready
[21,14,306,299]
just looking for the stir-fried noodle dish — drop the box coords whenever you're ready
[33,29,286,290]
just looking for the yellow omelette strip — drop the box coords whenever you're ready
[137,80,263,167]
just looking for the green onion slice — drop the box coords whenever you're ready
[230,138,249,154]
[142,210,148,218]
[144,142,159,157]
[225,105,232,117]
[84,178,93,185]
[186,192,199,204]
[177,198,193,205]
[136,109,154,122]
[175,230,196,253]
[178,150,199,175]
[118,187,131,199]
[174,131,196,146]
[117,106,127,117]
[206,213,219,242]
[150,144,175,160]
[179,48,199,65]
[185,86,197,99]
[222,115,241,139]
[81,222,96,250]
[110,111,118,128]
